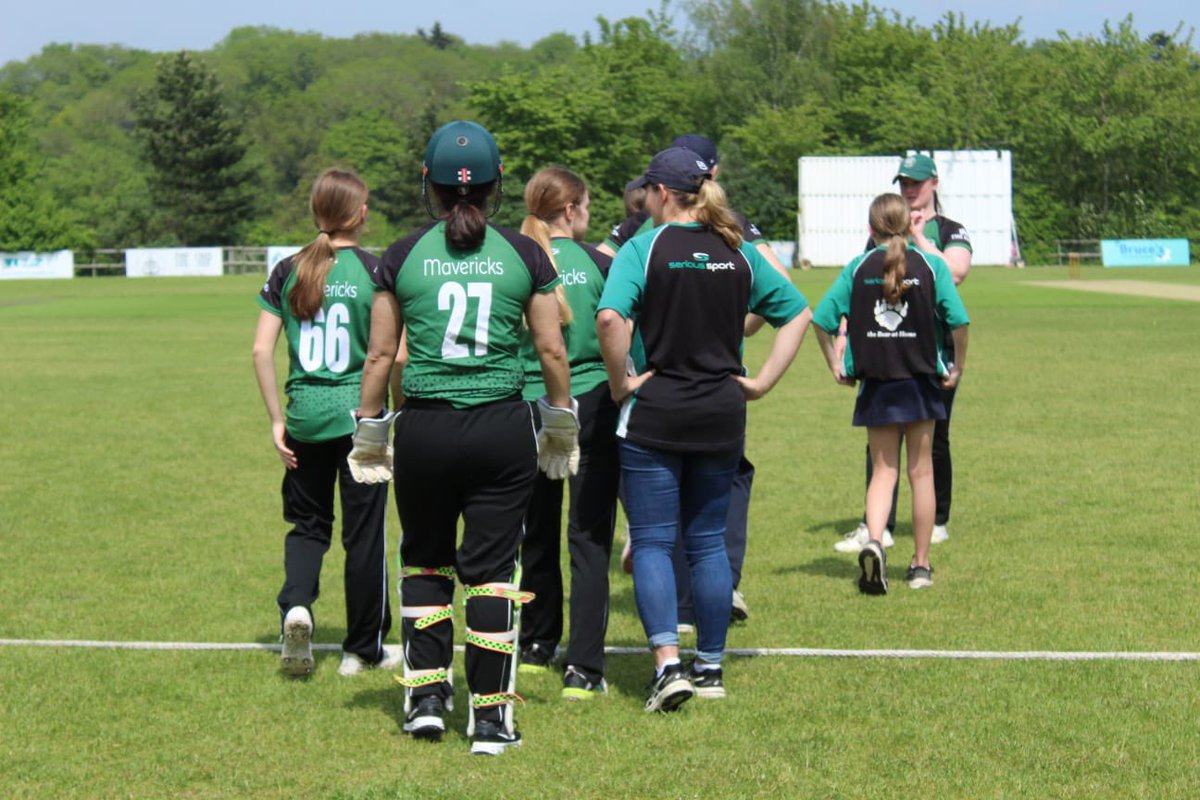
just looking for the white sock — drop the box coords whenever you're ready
[655,658,681,678]
[692,660,721,672]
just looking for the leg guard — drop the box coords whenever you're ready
[463,581,534,737]
[397,565,456,716]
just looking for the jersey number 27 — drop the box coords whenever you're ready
[439,282,493,359]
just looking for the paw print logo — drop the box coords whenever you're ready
[874,299,908,332]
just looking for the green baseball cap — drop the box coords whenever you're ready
[894,153,937,182]
[423,121,502,187]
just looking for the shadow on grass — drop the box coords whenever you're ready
[774,555,855,580]
[808,517,868,537]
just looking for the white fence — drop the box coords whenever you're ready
[4,246,325,279]
[797,150,1014,267]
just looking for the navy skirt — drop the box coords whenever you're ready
[853,377,947,427]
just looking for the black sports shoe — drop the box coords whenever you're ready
[561,665,607,701]
[644,662,694,713]
[402,694,445,740]
[470,719,522,755]
[518,643,553,674]
[688,660,726,699]
[905,563,934,589]
[858,540,888,595]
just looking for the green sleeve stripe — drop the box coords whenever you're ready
[257,295,282,316]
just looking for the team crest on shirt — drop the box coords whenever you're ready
[873,298,908,332]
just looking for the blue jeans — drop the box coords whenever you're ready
[619,440,739,664]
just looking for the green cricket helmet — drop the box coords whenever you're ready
[422,121,503,187]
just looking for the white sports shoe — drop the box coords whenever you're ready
[931,525,949,544]
[833,522,894,553]
[338,644,403,677]
[280,606,314,676]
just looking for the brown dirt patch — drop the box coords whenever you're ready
[1031,280,1200,302]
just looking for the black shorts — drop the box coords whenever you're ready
[853,377,947,427]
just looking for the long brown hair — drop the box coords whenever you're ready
[869,193,910,305]
[288,169,368,320]
[520,167,584,325]
[667,179,743,250]
[431,183,493,251]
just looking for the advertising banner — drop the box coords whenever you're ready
[125,247,223,277]
[1100,239,1190,268]
[0,249,75,280]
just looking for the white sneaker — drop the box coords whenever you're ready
[730,589,749,622]
[931,525,949,544]
[280,607,314,676]
[833,522,894,553]
[338,644,403,677]
[677,623,696,635]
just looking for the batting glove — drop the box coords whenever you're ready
[536,396,580,480]
[348,410,397,484]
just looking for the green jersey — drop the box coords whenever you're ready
[374,221,561,409]
[257,246,379,442]
[519,238,612,401]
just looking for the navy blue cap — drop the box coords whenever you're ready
[625,147,713,194]
[670,134,719,170]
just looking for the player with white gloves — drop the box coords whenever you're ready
[353,121,574,756]
[514,168,621,702]
[252,169,397,679]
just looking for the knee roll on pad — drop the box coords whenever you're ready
[398,565,455,605]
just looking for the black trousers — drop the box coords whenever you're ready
[673,451,754,625]
[276,434,392,663]
[393,398,537,722]
[519,383,620,682]
[863,384,957,529]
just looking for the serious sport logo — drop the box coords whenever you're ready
[458,168,472,184]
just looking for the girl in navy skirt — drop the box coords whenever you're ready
[813,193,969,593]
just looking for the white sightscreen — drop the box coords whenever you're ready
[797,150,1012,267]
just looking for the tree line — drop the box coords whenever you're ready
[1,0,1197,264]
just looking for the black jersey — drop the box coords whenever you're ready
[814,247,969,382]
[598,223,807,452]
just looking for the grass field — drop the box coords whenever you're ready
[2,265,1198,799]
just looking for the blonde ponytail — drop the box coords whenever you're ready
[868,193,911,306]
[289,169,368,321]
[669,180,742,250]
[882,236,908,305]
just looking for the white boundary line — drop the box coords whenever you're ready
[2,639,1198,662]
